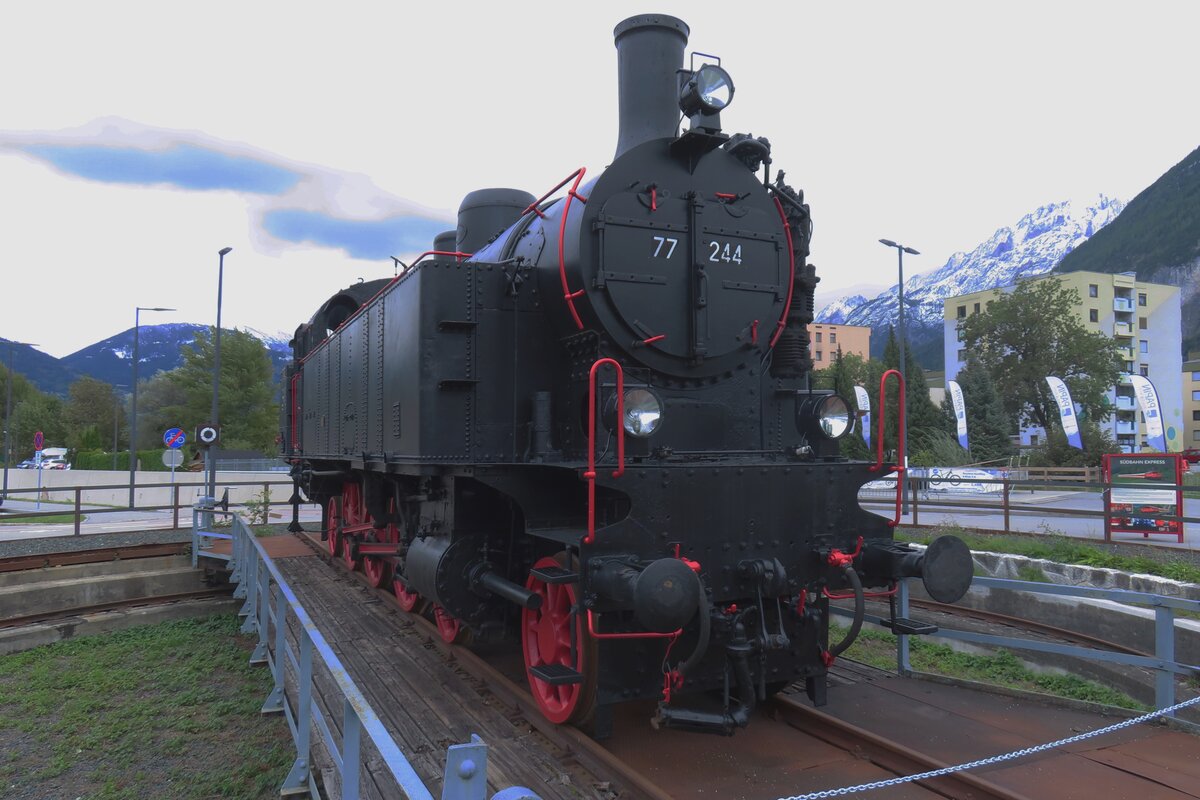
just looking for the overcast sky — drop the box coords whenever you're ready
[3,1,1197,358]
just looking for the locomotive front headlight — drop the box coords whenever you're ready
[679,64,735,116]
[622,389,663,437]
[816,395,853,439]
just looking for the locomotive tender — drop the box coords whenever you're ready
[283,14,973,737]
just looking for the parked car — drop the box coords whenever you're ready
[16,458,39,469]
[40,458,71,470]
[1181,449,1200,465]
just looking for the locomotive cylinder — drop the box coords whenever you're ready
[590,557,702,633]
[613,14,689,158]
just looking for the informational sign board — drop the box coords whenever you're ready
[163,427,186,449]
[197,424,220,447]
[162,449,185,468]
[1103,453,1184,542]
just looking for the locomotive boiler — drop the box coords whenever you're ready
[282,13,973,737]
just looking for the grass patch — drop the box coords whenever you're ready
[0,513,82,525]
[0,614,292,799]
[900,526,1200,585]
[832,623,1146,711]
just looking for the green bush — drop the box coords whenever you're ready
[73,449,177,472]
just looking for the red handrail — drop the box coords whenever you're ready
[869,368,906,527]
[768,196,796,348]
[583,358,625,546]
[523,167,589,330]
[586,609,681,640]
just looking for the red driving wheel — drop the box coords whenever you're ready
[393,577,421,612]
[363,499,398,588]
[324,496,341,557]
[341,481,364,571]
[433,605,462,644]
[522,555,596,725]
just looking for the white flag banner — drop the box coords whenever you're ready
[1045,376,1083,449]
[1128,375,1166,451]
[854,385,871,447]
[947,380,968,451]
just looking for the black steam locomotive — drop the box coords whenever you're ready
[282,14,972,737]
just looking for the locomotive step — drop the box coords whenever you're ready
[529,565,578,585]
[880,617,939,636]
[528,664,585,685]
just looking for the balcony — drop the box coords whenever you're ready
[1116,346,1135,360]
[1114,322,1134,337]
[1118,372,1133,386]
[1116,420,1137,435]
[1114,297,1134,313]
[1114,395,1136,411]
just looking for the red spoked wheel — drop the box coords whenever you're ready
[393,576,421,612]
[341,481,364,571]
[522,554,596,725]
[363,498,398,588]
[324,496,341,557]
[433,605,463,644]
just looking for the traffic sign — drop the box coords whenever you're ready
[162,449,185,469]
[197,424,220,447]
[164,427,186,449]
[33,431,44,451]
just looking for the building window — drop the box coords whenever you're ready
[1089,309,1098,322]
[815,332,822,343]
[1089,284,1098,297]
[829,332,837,344]
[1030,434,1039,446]
[1192,371,1200,381]
[1124,361,1135,372]
[1194,430,1200,442]
[1140,366,1149,377]
[1139,317,1148,330]
[958,349,966,362]
[1138,293,1147,306]
[815,350,822,361]
[973,302,980,314]
[1139,340,1149,354]
[1193,411,1200,421]
[1193,391,1200,402]
[956,327,964,341]
[957,305,966,318]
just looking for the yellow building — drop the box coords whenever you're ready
[1184,353,1200,449]
[809,323,870,366]
[943,271,1183,453]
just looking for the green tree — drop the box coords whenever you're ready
[957,278,1122,434]
[10,393,67,457]
[63,376,124,451]
[159,328,279,453]
[940,357,1014,464]
[1028,418,1116,468]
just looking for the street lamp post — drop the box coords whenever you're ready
[129,307,175,509]
[3,340,38,506]
[879,238,920,516]
[210,247,233,500]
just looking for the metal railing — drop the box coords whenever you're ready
[833,576,1200,716]
[192,507,541,800]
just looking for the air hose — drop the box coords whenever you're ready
[676,580,711,677]
[828,566,865,658]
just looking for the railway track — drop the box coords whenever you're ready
[294,531,1032,800]
[0,588,234,629]
[0,541,191,574]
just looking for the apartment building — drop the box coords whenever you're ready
[809,323,870,365]
[1184,354,1200,448]
[943,271,1182,453]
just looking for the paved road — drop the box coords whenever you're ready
[865,488,1199,551]
[0,498,322,542]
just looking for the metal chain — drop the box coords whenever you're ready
[777,695,1200,800]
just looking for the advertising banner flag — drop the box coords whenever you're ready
[1128,375,1167,451]
[947,380,968,450]
[854,385,871,447]
[1045,376,1083,449]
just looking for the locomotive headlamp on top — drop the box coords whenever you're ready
[679,63,734,117]
[604,388,665,438]
[796,394,854,440]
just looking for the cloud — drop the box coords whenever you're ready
[263,209,447,260]
[21,142,299,193]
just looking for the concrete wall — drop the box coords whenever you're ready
[0,469,294,508]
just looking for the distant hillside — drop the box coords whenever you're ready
[0,339,79,396]
[1056,145,1200,353]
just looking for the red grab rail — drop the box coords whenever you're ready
[524,167,589,330]
[768,196,797,348]
[583,358,625,546]
[869,368,906,527]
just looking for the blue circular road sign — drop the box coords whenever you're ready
[164,427,187,449]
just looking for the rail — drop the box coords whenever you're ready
[192,507,542,800]
[831,575,1200,715]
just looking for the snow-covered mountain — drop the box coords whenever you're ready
[816,294,869,324]
[817,195,1124,366]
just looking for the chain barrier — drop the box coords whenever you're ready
[777,695,1200,800]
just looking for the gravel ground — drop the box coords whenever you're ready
[0,528,192,560]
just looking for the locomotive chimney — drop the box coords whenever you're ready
[613,14,690,159]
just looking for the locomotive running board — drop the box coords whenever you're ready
[529,565,578,584]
